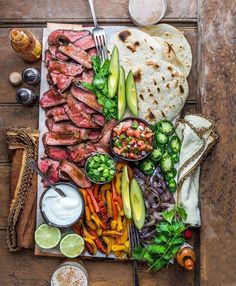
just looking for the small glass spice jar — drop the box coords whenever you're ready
[50,260,88,286]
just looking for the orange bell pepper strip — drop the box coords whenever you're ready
[116,162,126,173]
[91,213,106,230]
[115,172,122,195]
[86,220,97,230]
[86,194,95,213]
[106,191,113,218]
[79,188,87,203]
[112,200,118,220]
[82,224,96,240]
[93,184,99,198]
[84,237,97,255]
[117,213,123,232]
[87,188,100,213]
[111,178,118,201]
[101,183,111,202]
[117,195,123,210]
[102,230,122,237]
[85,205,91,221]
[127,165,133,180]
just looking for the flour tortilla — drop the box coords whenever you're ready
[142,24,192,77]
[107,28,186,76]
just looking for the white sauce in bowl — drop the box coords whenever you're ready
[41,184,84,227]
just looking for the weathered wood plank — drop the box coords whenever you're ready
[198,0,236,285]
[0,165,10,227]
[0,27,197,103]
[0,0,197,23]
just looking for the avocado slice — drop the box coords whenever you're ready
[118,66,126,120]
[126,71,138,116]
[108,46,119,98]
[130,178,145,230]
[121,165,132,219]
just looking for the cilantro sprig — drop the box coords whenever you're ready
[133,205,187,272]
[82,56,118,121]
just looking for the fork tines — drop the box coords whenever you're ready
[93,27,108,63]
[128,223,140,251]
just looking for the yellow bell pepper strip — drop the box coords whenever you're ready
[116,162,126,173]
[87,188,100,213]
[84,237,97,255]
[82,224,96,240]
[114,250,122,257]
[86,220,97,230]
[97,228,103,236]
[115,172,122,195]
[124,240,130,249]
[86,226,107,254]
[112,244,129,253]
[91,213,106,230]
[117,213,123,232]
[102,230,122,237]
[116,220,128,244]
[93,184,99,198]
[102,236,112,255]
[101,183,111,202]
[106,191,113,218]
[85,205,91,221]
[111,220,117,230]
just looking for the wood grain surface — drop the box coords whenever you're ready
[198,0,236,285]
[0,0,197,23]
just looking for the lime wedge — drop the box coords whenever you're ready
[35,224,61,249]
[60,234,84,258]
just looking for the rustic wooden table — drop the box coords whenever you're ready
[0,0,235,285]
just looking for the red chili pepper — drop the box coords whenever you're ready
[93,184,99,198]
[184,229,193,239]
[112,200,118,220]
[87,188,100,213]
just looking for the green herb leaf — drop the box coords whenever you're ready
[175,205,187,221]
[148,245,166,254]
[162,210,175,224]
[156,222,171,234]
[132,246,145,260]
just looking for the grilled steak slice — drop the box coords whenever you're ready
[45,49,52,66]
[75,69,94,84]
[48,29,90,46]
[55,51,70,61]
[45,146,71,161]
[40,89,67,108]
[43,132,80,146]
[98,119,117,144]
[46,106,70,122]
[58,43,92,69]
[48,60,84,77]
[38,158,60,185]
[65,94,99,128]
[71,85,102,113]
[46,118,81,132]
[50,72,73,92]
[59,160,92,188]
[68,142,97,162]
[94,143,110,154]
[88,47,97,58]
[92,114,105,127]
[73,34,96,50]
[48,45,57,58]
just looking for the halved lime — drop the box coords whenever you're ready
[35,224,61,249]
[60,233,85,258]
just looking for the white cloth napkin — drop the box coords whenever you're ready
[175,114,218,227]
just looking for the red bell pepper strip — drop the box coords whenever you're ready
[111,178,118,201]
[87,188,100,213]
[93,184,99,198]
[117,195,123,210]
[112,201,118,220]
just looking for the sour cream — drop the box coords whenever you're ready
[41,183,84,227]
[129,0,167,26]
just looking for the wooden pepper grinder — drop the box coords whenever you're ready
[176,244,196,271]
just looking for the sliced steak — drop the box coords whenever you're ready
[48,60,84,77]
[73,34,96,50]
[98,119,117,144]
[58,43,92,69]
[45,106,70,122]
[55,51,70,61]
[50,72,73,92]
[46,118,81,132]
[68,142,97,162]
[65,94,99,129]
[88,47,97,59]
[45,146,71,161]
[92,114,105,127]
[45,49,52,66]
[75,69,94,84]
[59,160,92,188]
[71,85,102,113]
[40,89,67,108]
[38,158,60,185]
[48,29,90,46]
[43,132,80,146]
[94,143,110,154]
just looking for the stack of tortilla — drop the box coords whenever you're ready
[107,24,192,123]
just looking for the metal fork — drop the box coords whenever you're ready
[87,0,108,63]
[128,223,140,286]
